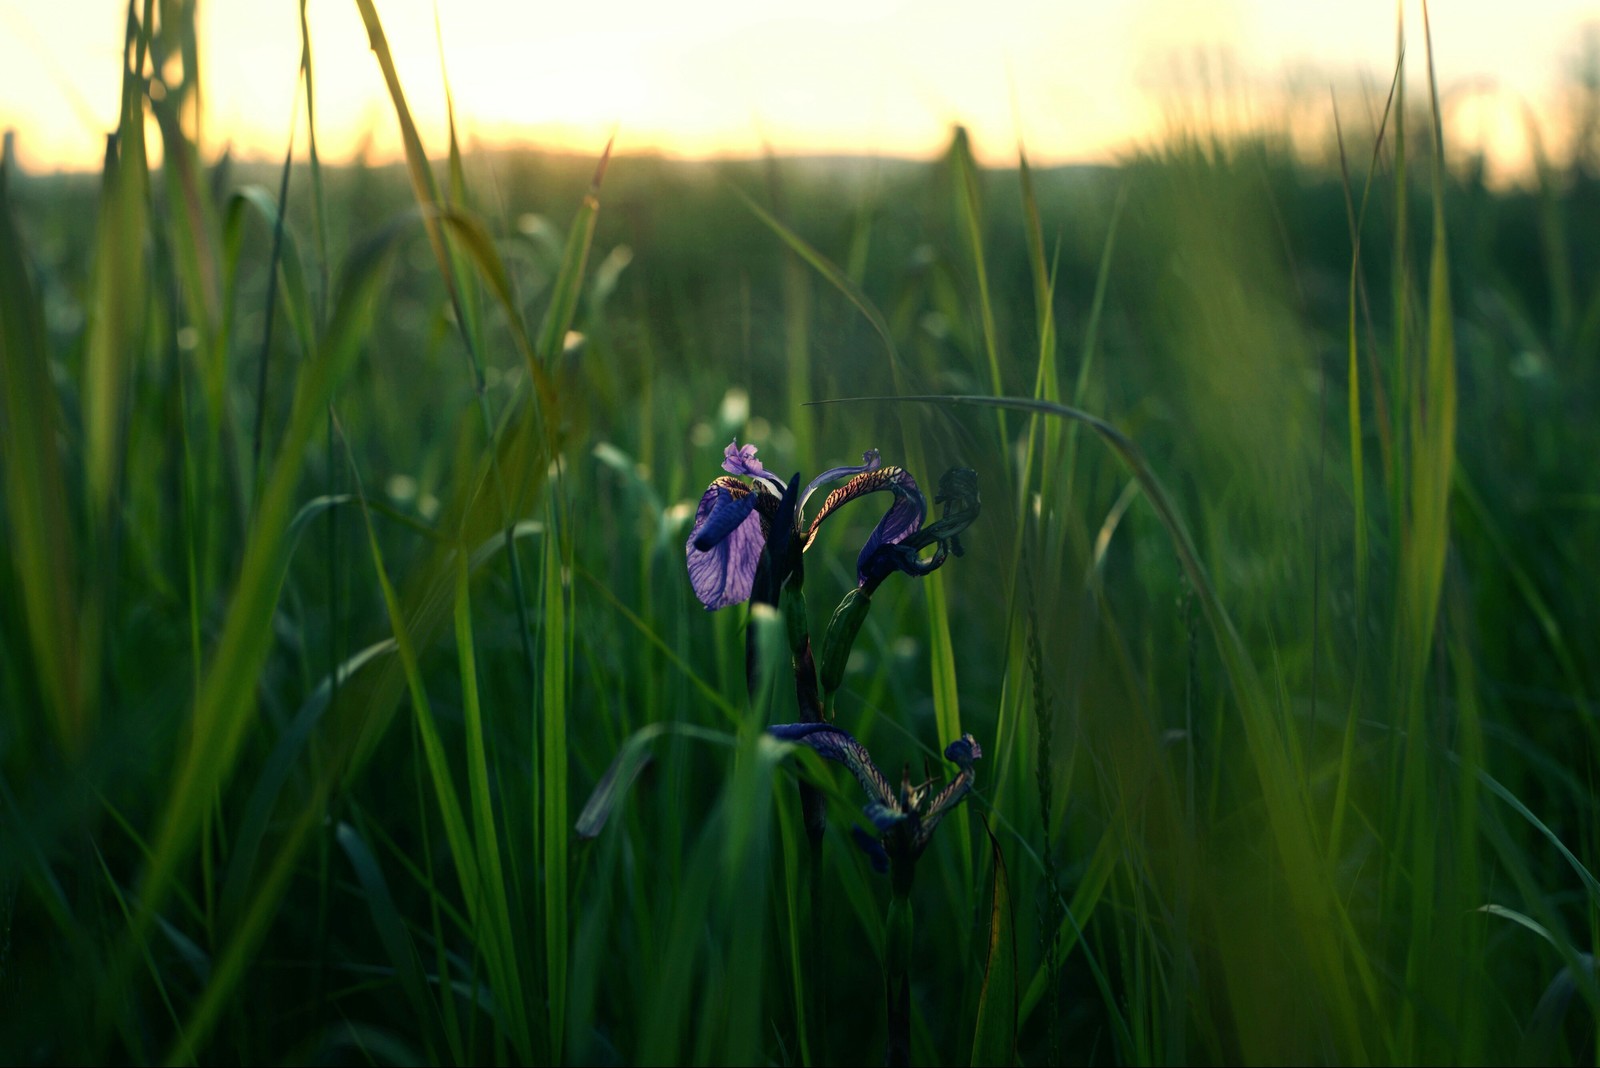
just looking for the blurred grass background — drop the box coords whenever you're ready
[4,2,1600,1064]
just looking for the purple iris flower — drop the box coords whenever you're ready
[768,721,981,880]
[685,439,897,610]
[853,465,981,594]
[801,464,931,593]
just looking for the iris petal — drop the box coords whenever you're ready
[760,472,803,600]
[721,439,765,477]
[864,801,905,831]
[803,466,926,558]
[917,734,983,848]
[769,722,897,808]
[851,826,891,874]
[943,733,982,771]
[798,448,882,515]
[692,482,757,552]
[721,439,785,494]
[686,480,767,610]
[855,478,926,585]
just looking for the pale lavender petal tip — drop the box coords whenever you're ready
[799,447,884,512]
[721,439,766,477]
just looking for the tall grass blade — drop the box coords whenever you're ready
[1392,18,1458,1048]
[924,576,972,887]
[1019,827,1129,1044]
[736,184,903,378]
[84,45,150,542]
[1520,956,1599,1067]
[434,8,487,362]
[1062,185,1127,504]
[1472,766,1600,904]
[773,770,813,1066]
[0,171,85,754]
[149,48,224,427]
[344,428,533,1060]
[453,550,529,1056]
[352,0,456,314]
[92,843,191,1064]
[1388,16,1410,525]
[948,128,1007,442]
[297,0,331,315]
[770,157,817,462]
[537,142,611,362]
[541,507,570,1062]
[1014,144,1061,504]
[169,801,324,1063]
[574,723,736,839]
[248,129,300,501]
[1400,3,1456,694]
[970,817,1019,1067]
[1328,59,1400,862]
[222,186,316,365]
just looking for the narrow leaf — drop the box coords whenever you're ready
[971,817,1019,1067]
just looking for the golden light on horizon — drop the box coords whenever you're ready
[1,0,1597,180]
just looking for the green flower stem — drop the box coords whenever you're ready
[782,572,828,1064]
[784,581,824,724]
[885,882,915,1067]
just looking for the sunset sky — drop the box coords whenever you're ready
[1,0,1596,180]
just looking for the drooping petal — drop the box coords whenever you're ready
[858,473,924,561]
[851,825,891,874]
[855,466,978,593]
[768,722,897,808]
[686,479,767,610]
[802,465,927,572]
[858,542,947,595]
[916,734,983,850]
[918,773,974,846]
[798,448,882,515]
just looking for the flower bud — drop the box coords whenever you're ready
[819,586,873,697]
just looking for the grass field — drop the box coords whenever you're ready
[4,2,1600,1064]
